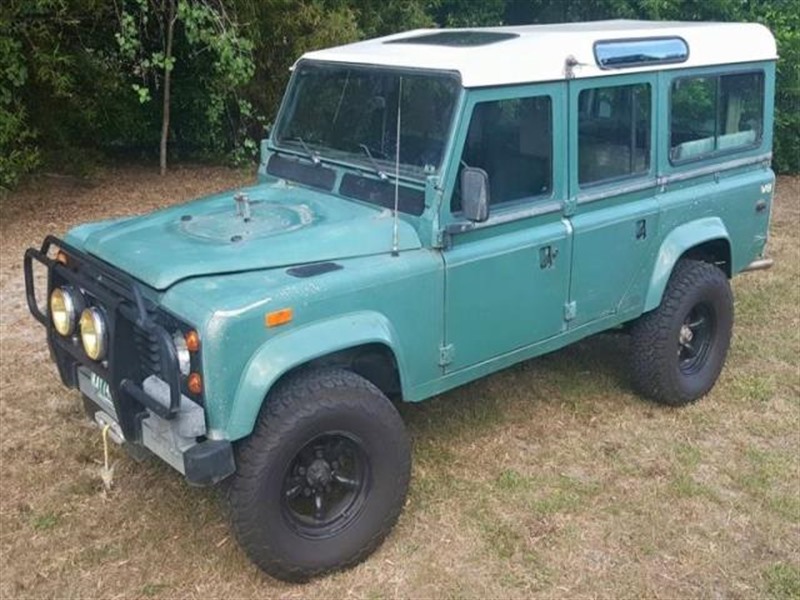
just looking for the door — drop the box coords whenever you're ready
[442,83,571,372]
[566,73,660,327]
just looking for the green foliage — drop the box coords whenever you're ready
[1,0,797,188]
[1,0,158,182]
[0,11,39,189]
[757,1,800,174]
[434,0,505,27]
[112,0,259,165]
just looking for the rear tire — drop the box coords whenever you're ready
[631,259,733,406]
[228,368,410,582]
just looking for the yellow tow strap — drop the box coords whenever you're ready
[101,424,111,471]
[100,424,114,491]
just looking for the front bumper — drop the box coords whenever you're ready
[24,236,235,486]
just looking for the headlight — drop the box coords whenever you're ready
[50,287,78,336]
[79,307,108,361]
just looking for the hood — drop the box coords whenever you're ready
[70,181,422,290]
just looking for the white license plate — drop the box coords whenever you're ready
[78,367,113,409]
[89,372,113,405]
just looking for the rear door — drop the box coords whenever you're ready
[566,73,660,327]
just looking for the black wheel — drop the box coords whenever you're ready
[228,368,411,582]
[630,259,733,406]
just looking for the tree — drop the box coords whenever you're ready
[114,0,254,174]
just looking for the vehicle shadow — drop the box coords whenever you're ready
[399,330,637,438]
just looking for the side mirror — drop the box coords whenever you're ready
[460,167,490,222]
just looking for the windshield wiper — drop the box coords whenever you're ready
[282,137,321,166]
[359,144,389,181]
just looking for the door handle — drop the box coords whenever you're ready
[539,245,558,269]
[635,219,647,240]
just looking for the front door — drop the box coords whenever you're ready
[442,83,570,372]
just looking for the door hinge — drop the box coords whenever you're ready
[439,343,455,367]
[564,301,577,321]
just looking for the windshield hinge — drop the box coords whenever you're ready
[434,228,448,249]
[439,343,455,367]
[564,301,577,322]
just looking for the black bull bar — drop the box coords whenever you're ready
[24,235,182,442]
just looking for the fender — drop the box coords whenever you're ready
[224,311,406,440]
[643,217,731,313]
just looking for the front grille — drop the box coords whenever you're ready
[133,324,162,378]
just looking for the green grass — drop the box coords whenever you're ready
[764,564,800,600]
[141,583,170,597]
[493,469,600,514]
[30,512,60,531]
[730,373,776,403]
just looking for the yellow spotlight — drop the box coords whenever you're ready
[50,287,78,336]
[79,307,108,360]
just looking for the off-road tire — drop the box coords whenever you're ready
[631,259,733,406]
[228,368,411,582]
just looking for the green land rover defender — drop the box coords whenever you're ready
[25,20,776,581]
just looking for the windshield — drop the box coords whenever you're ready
[274,62,461,179]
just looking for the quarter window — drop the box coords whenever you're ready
[453,96,552,211]
[578,83,651,185]
[670,71,764,162]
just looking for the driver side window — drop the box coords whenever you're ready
[452,95,552,212]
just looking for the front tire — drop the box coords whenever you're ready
[631,259,733,406]
[228,368,411,582]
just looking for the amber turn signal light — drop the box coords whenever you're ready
[265,307,293,328]
[187,372,203,395]
[185,329,201,352]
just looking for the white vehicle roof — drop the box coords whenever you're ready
[300,20,777,88]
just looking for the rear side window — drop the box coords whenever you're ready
[452,95,552,210]
[670,71,764,162]
[578,83,651,185]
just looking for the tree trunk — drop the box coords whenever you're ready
[159,0,176,176]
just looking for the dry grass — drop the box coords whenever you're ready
[1,167,798,599]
